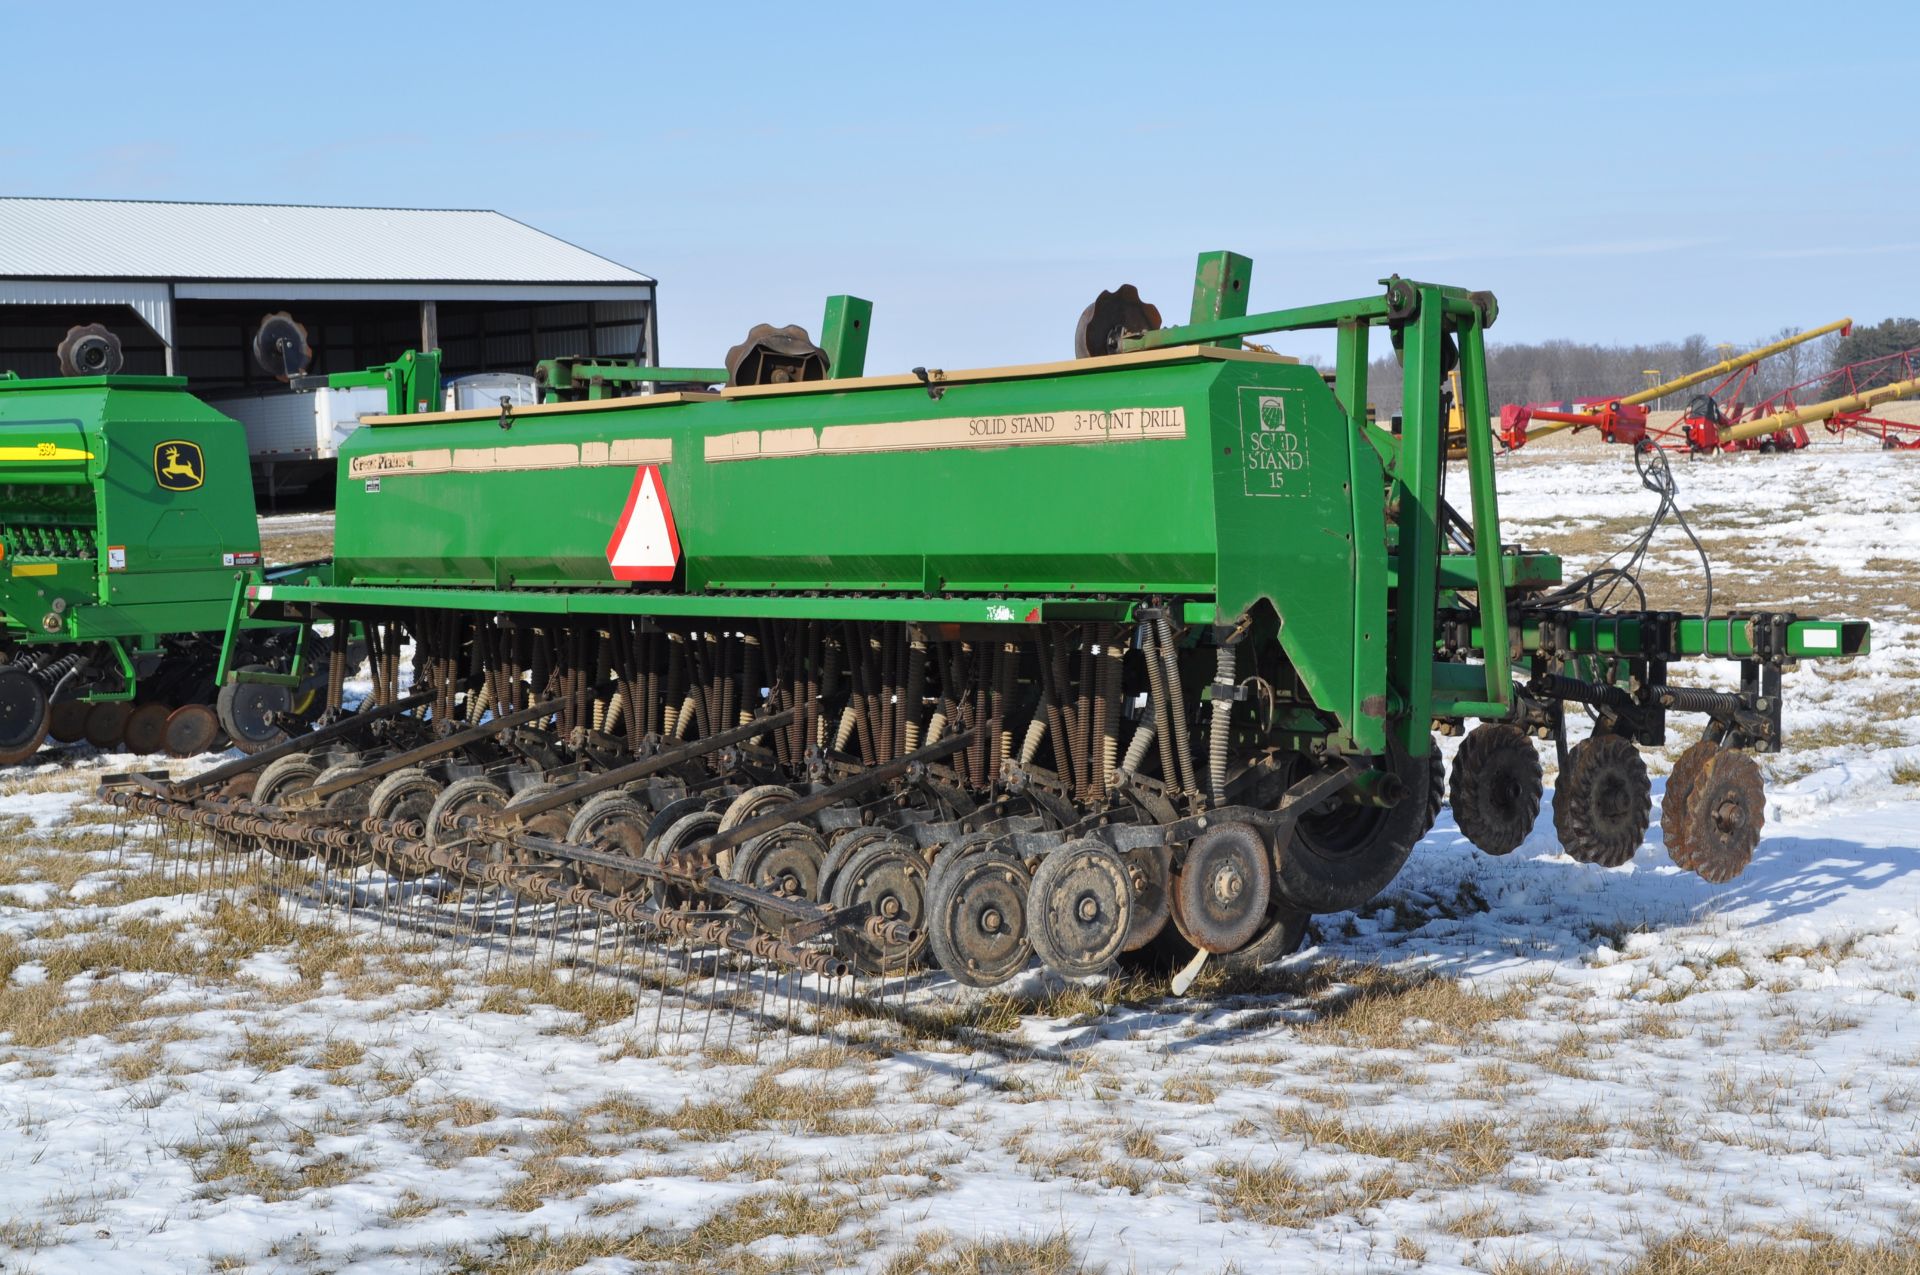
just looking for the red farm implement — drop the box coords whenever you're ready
[1498,319,1851,452]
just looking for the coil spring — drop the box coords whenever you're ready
[1210,645,1236,803]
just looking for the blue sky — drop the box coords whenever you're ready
[4,2,1913,369]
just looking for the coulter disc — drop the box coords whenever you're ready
[83,700,133,750]
[1026,838,1132,978]
[927,849,1032,989]
[1449,723,1543,856]
[1073,284,1162,359]
[1552,735,1651,868]
[162,703,223,758]
[122,703,173,756]
[1670,749,1765,884]
[1659,738,1721,867]
[48,699,92,745]
[0,668,50,765]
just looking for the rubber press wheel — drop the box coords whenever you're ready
[217,667,294,755]
[927,849,1033,988]
[0,668,51,766]
[1026,839,1132,979]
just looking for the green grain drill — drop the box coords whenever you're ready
[0,375,322,763]
[104,254,1870,993]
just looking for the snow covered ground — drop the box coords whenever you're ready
[2,447,1918,1274]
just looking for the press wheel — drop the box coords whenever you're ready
[730,823,828,932]
[253,756,323,860]
[1026,839,1132,979]
[1450,724,1543,856]
[426,776,510,856]
[1170,822,1272,954]
[718,784,798,833]
[0,668,50,765]
[1553,735,1651,868]
[366,768,443,878]
[829,838,931,975]
[566,792,651,893]
[927,850,1032,988]
[217,668,293,754]
[650,809,723,908]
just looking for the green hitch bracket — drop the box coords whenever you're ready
[819,295,873,378]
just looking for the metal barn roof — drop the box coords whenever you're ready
[0,198,651,285]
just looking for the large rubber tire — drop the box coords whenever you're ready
[1449,724,1544,857]
[0,668,51,766]
[1421,741,1445,840]
[1552,734,1651,868]
[1275,744,1429,915]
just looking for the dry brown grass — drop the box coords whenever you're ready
[1274,1107,1512,1185]
[1213,1159,1413,1227]
[1621,1231,1920,1275]
[441,1188,861,1274]
[667,1072,880,1140]
[882,1232,1094,1275]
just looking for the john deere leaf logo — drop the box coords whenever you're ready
[154,440,204,492]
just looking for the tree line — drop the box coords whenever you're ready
[1356,317,1920,415]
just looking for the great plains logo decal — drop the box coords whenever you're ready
[1240,390,1308,497]
[154,440,205,492]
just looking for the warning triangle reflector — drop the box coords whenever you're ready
[606,465,681,582]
